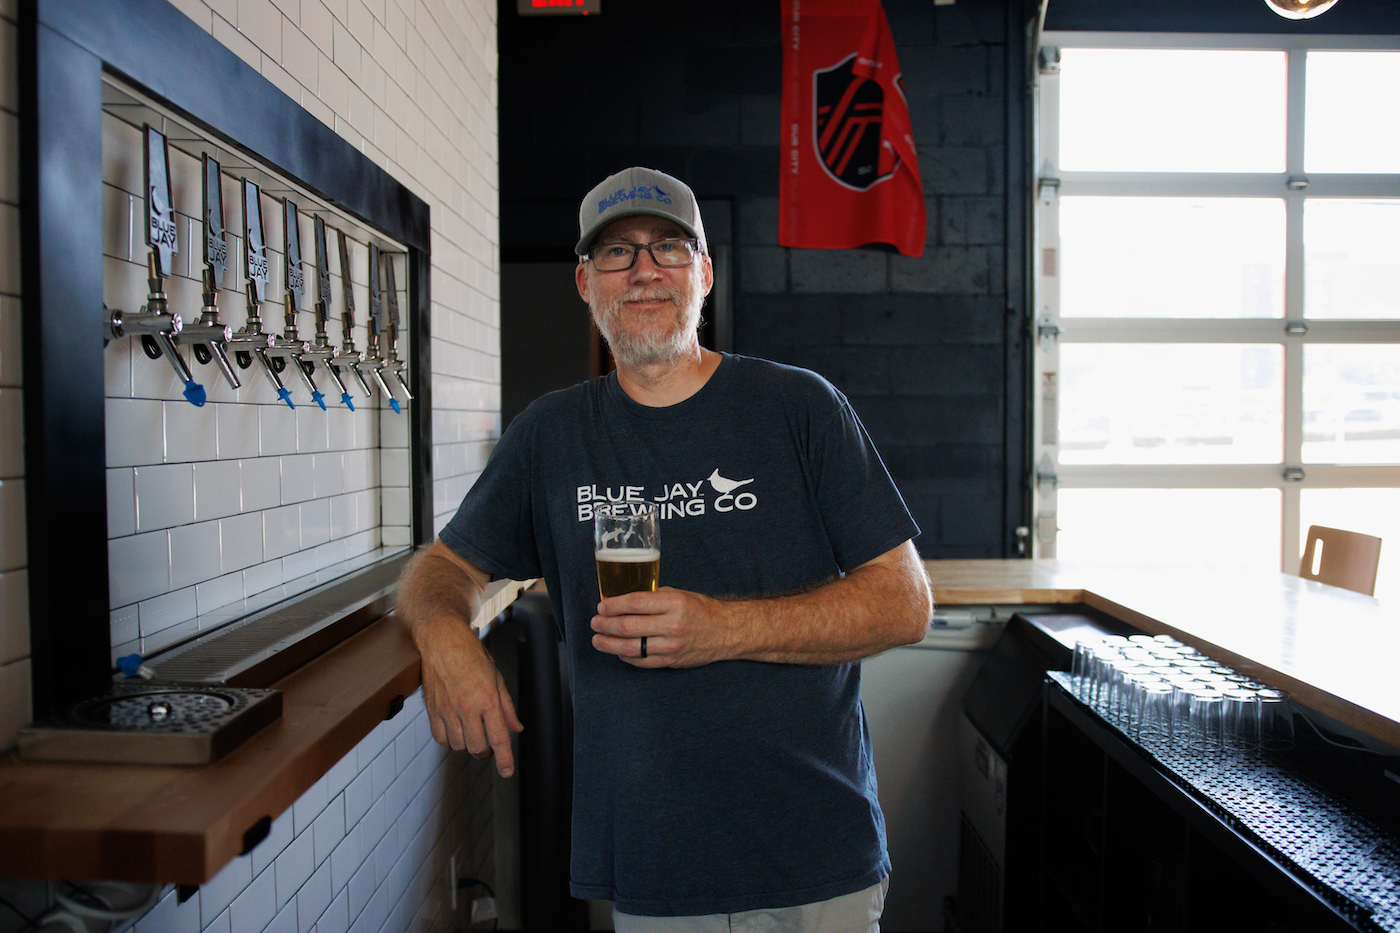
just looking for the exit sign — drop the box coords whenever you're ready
[517,0,600,13]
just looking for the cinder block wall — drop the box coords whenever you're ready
[0,1,504,932]
[498,0,1031,559]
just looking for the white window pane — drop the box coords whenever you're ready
[1060,344,1282,464]
[1305,52,1400,174]
[1059,49,1286,173]
[1303,345,1400,464]
[1057,489,1281,570]
[1061,198,1284,319]
[1299,489,1400,601]
[1304,200,1400,320]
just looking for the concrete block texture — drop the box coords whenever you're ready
[738,246,788,295]
[901,45,989,97]
[733,295,843,350]
[791,247,889,294]
[839,295,1007,346]
[919,147,991,195]
[891,246,1000,295]
[856,395,1004,447]
[739,197,780,246]
[940,95,1006,148]
[939,195,1004,247]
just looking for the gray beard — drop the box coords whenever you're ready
[592,285,702,369]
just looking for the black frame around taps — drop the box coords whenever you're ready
[18,0,434,719]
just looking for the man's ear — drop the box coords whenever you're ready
[576,259,591,303]
[700,253,714,297]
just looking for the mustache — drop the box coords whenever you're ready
[617,286,682,305]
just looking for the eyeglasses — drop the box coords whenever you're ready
[584,237,700,272]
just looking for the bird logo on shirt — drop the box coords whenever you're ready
[707,469,754,495]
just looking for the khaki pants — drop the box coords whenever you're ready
[612,878,889,933]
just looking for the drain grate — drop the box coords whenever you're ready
[1053,673,1400,932]
[18,683,282,765]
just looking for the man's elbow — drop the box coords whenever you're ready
[898,592,933,645]
[899,568,934,646]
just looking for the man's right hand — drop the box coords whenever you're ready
[397,542,524,777]
[415,612,523,775]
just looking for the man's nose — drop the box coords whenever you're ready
[629,247,664,279]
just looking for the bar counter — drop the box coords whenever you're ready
[0,560,1394,884]
[927,559,1400,749]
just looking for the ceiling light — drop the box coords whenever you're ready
[1265,0,1342,19]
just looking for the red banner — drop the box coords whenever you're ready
[779,0,926,257]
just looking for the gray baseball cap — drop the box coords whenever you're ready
[575,167,707,257]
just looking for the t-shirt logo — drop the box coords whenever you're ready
[706,469,753,495]
[577,468,759,522]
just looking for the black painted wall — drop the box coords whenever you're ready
[498,0,1035,558]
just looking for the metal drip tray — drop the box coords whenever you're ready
[17,684,282,765]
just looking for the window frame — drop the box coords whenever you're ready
[1035,31,1400,574]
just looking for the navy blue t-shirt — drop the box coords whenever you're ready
[440,354,919,916]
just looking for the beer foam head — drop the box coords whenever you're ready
[595,548,661,562]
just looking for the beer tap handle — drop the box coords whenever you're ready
[336,230,358,349]
[132,126,204,406]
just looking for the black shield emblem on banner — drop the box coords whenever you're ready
[814,54,893,190]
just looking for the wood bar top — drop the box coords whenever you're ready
[925,559,1400,750]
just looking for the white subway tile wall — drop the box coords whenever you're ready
[0,0,504,929]
[116,692,495,933]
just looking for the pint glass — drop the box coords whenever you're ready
[594,502,660,598]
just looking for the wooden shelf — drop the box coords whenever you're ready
[0,579,529,884]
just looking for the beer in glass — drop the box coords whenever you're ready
[594,502,660,598]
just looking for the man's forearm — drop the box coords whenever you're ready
[398,540,523,773]
[397,541,486,643]
[591,540,933,668]
[721,542,933,665]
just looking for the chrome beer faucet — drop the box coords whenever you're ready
[276,199,325,409]
[380,251,413,407]
[299,215,355,409]
[229,178,291,408]
[333,230,372,399]
[176,153,239,391]
[104,125,206,406]
[355,243,399,412]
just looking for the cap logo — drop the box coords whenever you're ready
[598,184,674,214]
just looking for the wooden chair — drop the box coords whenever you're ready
[1299,525,1383,596]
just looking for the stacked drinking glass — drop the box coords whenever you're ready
[1069,633,1294,754]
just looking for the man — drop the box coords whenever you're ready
[398,166,933,932]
